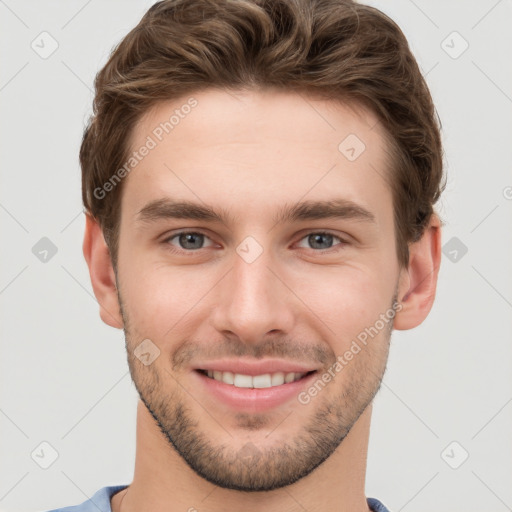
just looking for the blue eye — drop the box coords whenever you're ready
[164,232,214,251]
[162,230,347,255]
[297,232,346,251]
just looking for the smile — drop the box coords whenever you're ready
[197,369,315,388]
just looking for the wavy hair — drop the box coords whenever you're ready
[80,0,445,269]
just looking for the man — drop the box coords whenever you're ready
[48,0,444,510]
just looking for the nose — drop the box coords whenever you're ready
[211,247,296,344]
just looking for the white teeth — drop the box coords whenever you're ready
[285,372,295,384]
[271,372,285,386]
[222,371,234,385]
[203,370,308,388]
[233,374,253,388]
[252,374,272,388]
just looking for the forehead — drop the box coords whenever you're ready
[122,88,393,225]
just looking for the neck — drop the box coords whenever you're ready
[113,400,373,512]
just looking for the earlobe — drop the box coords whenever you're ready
[82,213,124,329]
[394,214,442,330]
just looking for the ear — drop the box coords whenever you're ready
[394,214,442,330]
[82,213,124,329]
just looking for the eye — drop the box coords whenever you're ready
[163,231,215,252]
[161,230,348,255]
[296,231,347,251]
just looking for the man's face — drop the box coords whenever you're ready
[115,89,404,491]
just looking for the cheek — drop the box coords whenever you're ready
[290,265,393,342]
[119,263,215,340]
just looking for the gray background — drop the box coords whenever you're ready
[1,1,511,511]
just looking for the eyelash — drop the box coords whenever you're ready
[161,230,348,255]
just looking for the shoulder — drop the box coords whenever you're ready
[44,485,129,512]
[367,497,392,512]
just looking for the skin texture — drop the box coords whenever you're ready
[83,88,441,512]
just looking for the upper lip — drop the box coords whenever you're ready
[194,358,320,376]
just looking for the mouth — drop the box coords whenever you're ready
[195,369,317,389]
[193,367,319,412]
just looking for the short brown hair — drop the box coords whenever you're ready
[80,0,445,269]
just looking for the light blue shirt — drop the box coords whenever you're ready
[45,485,392,512]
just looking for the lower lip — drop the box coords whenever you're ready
[193,370,318,412]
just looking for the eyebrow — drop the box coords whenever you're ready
[135,197,376,226]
